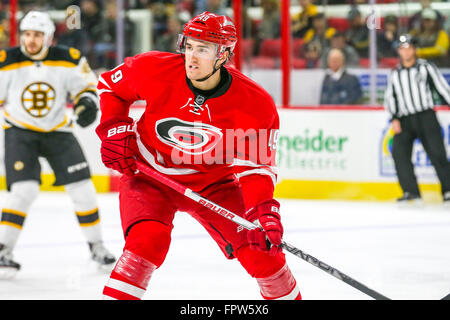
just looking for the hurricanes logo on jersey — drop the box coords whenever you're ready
[155,118,222,155]
[21,82,56,118]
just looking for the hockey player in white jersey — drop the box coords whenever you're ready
[0,11,116,278]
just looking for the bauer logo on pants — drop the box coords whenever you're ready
[155,117,222,155]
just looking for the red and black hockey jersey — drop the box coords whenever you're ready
[97,51,280,209]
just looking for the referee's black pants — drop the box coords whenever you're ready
[392,109,450,196]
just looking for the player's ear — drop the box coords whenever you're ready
[218,49,230,66]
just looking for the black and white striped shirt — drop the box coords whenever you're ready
[384,59,450,119]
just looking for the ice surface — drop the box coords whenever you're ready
[0,191,449,300]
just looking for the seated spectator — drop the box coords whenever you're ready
[129,0,153,9]
[50,0,81,10]
[254,0,281,55]
[195,0,226,16]
[78,0,104,68]
[409,0,444,33]
[303,41,322,69]
[80,0,103,44]
[154,13,183,53]
[93,0,135,69]
[411,8,449,67]
[320,32,360,68]
[303,13,336,50]
[152,2,170,46]
[377,15,399,59]
[320,48,362,105]
[345,6,369,58]
[176,0,196,18]
[242,7,258,41]
[56,8,90,55]
[259,0,281,39]
[292,0,318,38]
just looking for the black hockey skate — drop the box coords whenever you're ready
[0,243,21,279]
[88,242,116,270]
[444,192,450,207]
[396,192,423,205]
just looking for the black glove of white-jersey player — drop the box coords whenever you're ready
[74,96,98,128]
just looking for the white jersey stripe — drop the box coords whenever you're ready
[105,278,146,299]
[97,88,113,95]
[98,75,112,89]
[274,285,301,300]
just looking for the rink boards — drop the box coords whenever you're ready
[0,106,448,201]
[274,107,450,201]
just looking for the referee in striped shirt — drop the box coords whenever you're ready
[384,34,450,204]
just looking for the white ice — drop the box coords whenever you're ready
[0,191,449,300]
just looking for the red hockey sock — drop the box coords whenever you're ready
[236,245,301,300]
[102,249,156,300]
[256,264,301,300]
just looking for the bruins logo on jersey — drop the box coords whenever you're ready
[21,82,56,118]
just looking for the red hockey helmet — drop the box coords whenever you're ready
[177,11,237,59]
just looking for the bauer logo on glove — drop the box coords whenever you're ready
[95,117,138,176]
[107,124,134,137]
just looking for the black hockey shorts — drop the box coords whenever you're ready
[4,126,91,189]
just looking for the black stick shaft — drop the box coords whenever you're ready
[281,241,390,300]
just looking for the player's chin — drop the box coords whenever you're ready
[186,70,206,81]
[25,46,41,55]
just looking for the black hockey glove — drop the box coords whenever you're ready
[74,96,98,128]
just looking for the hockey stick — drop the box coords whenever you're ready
[135,161,390,300]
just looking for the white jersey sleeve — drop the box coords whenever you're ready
[66,56,98,105]
[0,49,12,106]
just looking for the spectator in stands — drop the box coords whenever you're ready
[195,0,226,16]
[303,13,336,51]
[151,2,170,47]
[411,8,449,67]
[176,0,196,18]
[303,41,322,69]
[50,0,81,10]
[259,0,281,39]
[320,48,362,105]
[75,0,104,68]
[18,0,50,11]
[409,0,444,33]
[56,5,89,55]
[154,13,183,53]
[80,0,103,43]
[93,0,135,69]
[254,0,281,56]
[292,0,318,38]
[377,15,399,59]
[242,7,258,40]
[345,6,369,58]
[320,32,360,68]
[130,0,153,9]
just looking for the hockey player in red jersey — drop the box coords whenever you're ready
[96,11,301,300]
